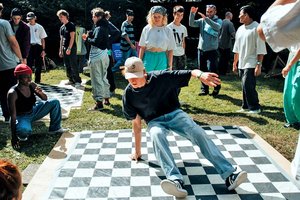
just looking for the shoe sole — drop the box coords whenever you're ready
[160,180,188,198]
[228,171,247,190]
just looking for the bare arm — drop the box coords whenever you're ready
[255,54,264,76]
[8,35,23,63]
[31,82,47,100]
[191,69,221,87]
[233,53,239,74]
[41,38,46,57]
[59,36,63,58]
[66,31,75,55]
[167,50,173,70]
[8,90,19,149]
[124,34,136,49]
[139,46,146,60]
[131,115,142,161]
[282,49,300,77]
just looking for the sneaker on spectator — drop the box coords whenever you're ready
[49,128,69,135]
[160,179,188,198]
[65,81,74,85]
[247,109,261,114]
[88,101,104,111]
[17,135,28,141]
[236,108,249,113]
[226,171,247,190]
[83,66,90,73]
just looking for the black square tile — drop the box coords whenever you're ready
[188,175,210,184]
[221,139,237,144]
[253,183,279,193]
[130,186,151,197]
[68,154,82,161]
[93,169,112,177]
[183,160,202,167]
[240,144,257,150]
[229,151,248,157]
[88,138,103,143]
[239,165,261,173]
[113,161,131,168]
[78,161,96,168]
[58,169,75,177]
[179,146,195,152]
[111,177,130,186]
[212,184,236,194]
[239,194,264,200]
[102,143,117,148]
[87,187,109,198]
[131,168,149,176]
[264,173,288,182]
[203,166,218,174]
[98,155,115,161]
[75,143,87,149]
[251,157,271,164]
[83,149,100,154]
[69,177,91,187]
[49,187,67,198]
[116,148,132,154]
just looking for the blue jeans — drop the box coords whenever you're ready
[112,48,137,72]
[147,109,235,181]
[16,99,62,139]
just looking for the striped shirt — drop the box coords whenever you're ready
[120,21,135,52]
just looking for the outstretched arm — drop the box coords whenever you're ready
[191,69,221,87]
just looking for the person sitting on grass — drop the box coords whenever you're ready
[0,159,22,200]
[122,57,247,198]
[7,64,68,149]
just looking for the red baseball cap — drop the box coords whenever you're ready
[14,64,32,76]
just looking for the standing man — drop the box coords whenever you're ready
[57,9,81,88]
[189,4,222,96]
[112,9,137,72]
[233,5,266,114]
[0,3,24,122]
[9,8,30,65]
[26,11,47,83]
[218,11,235,75]
[82,7,110,110]
[122,57,247,198]
[167,5,188,70]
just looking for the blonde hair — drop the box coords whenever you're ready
[146,11,168,27]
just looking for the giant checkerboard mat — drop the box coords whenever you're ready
[31,126,300,200]
[0,81,84,120]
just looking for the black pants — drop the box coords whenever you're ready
[27,44,43,83]
[198,49,221,93]
[218,48,231,75]
[0,68,17,118]
[63,46,81,83]
[107,55,116,93]
[239,68,260,110]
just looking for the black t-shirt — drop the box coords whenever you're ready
[122,70,191,123]
[60,21,76,48]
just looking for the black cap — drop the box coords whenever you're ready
[11,8,22,16]
[26,12,36,20]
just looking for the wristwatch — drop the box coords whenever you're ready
[196,71,203,79]
[256,61,262,66]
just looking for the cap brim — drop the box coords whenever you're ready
[125,71,144,79]
[26,17,34,20]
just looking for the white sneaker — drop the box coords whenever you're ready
[247,109,261,114]
[49,128,69,135]
[236,108,249,113]
[160,179,188,198]
[226,171,247,190]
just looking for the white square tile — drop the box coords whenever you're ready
[247,173,270,183]
[52,177,72,187]
[112,168,131,177]
[95,161,114,169]
[233,157,255,165]
[192,184,215,195]
[80,155,99,161]
[89,177,111,187]
[73,169,94,177]
[108,186,131,198]
[130,176,151,186]
[64,187,88,198]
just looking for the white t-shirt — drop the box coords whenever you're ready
[27,23,47,45]
[233,21,267,69]
[260,0,300,52]
[167,22,188,56]
[139,24,176,51]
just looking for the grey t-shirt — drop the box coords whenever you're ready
[0,19,18,71]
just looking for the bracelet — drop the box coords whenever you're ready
[67,47,71,50]
[256,61,262,66]
[196,71,203,79]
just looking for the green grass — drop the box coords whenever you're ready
[0,68,298,171]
